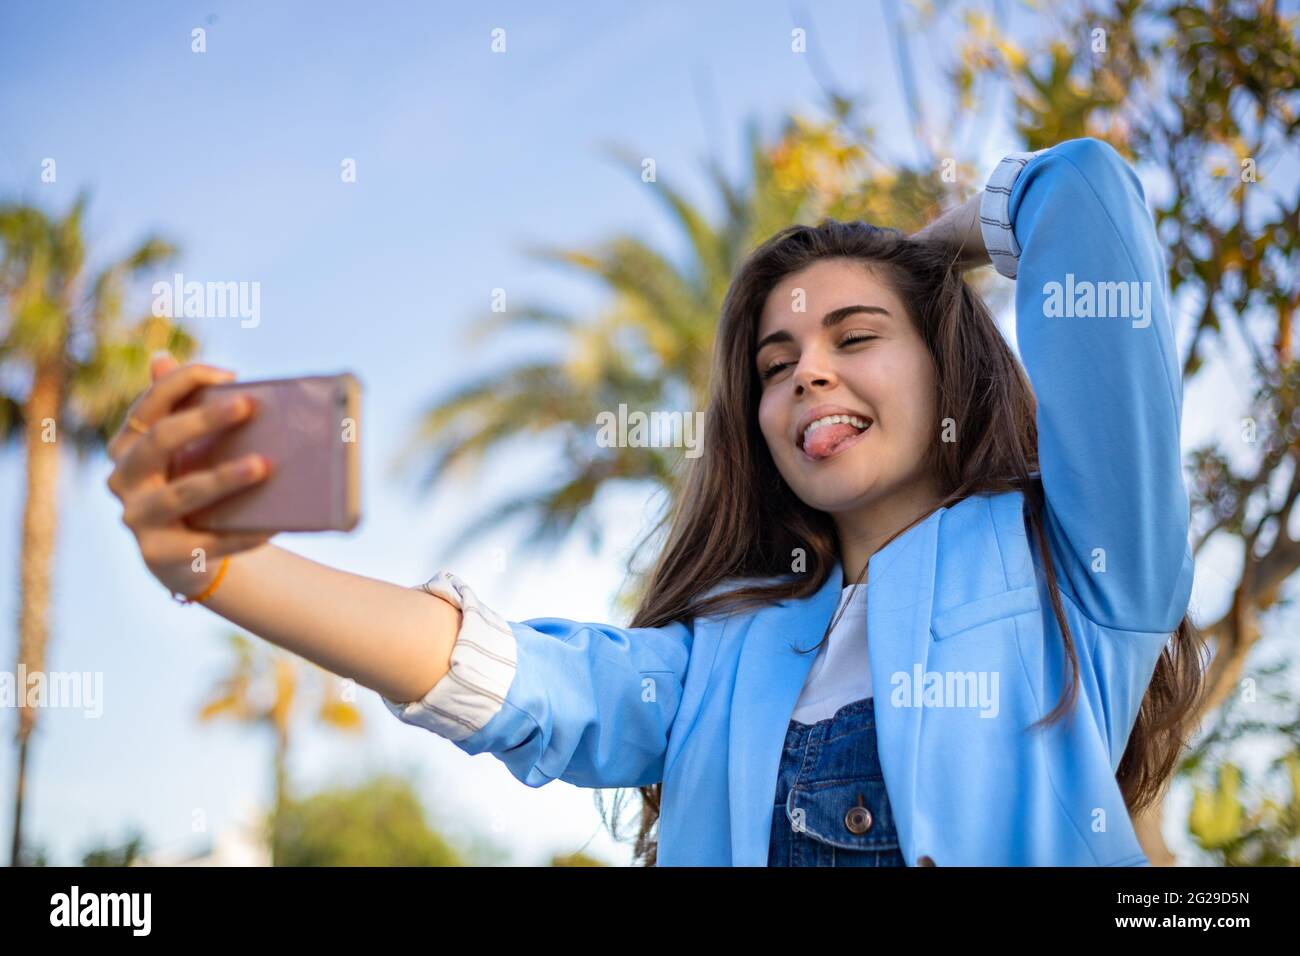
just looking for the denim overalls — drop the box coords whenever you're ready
[768,695,907,866]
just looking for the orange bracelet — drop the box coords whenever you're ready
[172,556,231,605]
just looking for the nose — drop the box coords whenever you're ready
[792,359,835,396]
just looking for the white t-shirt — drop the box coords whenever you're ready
[789,585,871,725]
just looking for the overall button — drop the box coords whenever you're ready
[785,780,898,851]
[844,793,873,834]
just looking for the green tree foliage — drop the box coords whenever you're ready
[272,775,464,867]
[958,0,1300,866]
[81,828,148,867]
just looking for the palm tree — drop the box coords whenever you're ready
[197,631,364,864]
[0,194,189,866]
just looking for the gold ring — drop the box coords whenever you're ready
[126,415,150,435]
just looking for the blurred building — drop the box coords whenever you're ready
[131,802,270,867]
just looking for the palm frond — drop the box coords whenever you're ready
[600,142,731,296]
[463,304,580,345]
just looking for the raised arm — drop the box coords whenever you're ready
[978,137,1195,632]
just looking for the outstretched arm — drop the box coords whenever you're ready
[107,357,696,791]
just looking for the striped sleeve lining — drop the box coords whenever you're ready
[381,571,517,742]
[978,148,1048,280]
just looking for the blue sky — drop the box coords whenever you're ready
[0,1,1290,865]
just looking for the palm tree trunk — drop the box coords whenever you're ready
[10,362,62,866]
[271,726,288,866]
[9,738,30,867]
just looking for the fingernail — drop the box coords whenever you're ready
[240,455,265,478]
[222,396,249,417]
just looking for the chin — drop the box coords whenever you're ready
[788,470,886,513]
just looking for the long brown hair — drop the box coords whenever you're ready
[604,220,1207,866]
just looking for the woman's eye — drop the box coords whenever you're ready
[759,335,877,381]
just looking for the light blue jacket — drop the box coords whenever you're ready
[384,137,1196,866]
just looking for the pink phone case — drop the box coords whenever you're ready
[168,373,361,533]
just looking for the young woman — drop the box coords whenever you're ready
[106,136,1206,866]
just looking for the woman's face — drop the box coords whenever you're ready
[755,257,940,517]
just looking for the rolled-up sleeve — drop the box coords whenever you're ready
[383,571,695,790]
[978,138,1195,634]
[382,571,517,741]
[978,148,1047,280]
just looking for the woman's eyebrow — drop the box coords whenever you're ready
[755,304,891,354]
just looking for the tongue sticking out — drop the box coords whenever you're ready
[804,422,865,460]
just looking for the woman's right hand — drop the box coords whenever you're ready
[105,352,274,600]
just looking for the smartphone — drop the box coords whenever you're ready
[168,372,361,533]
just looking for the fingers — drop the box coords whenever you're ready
[150,351,179,382]
[122,453,269,528]
[106,353,276,595]
[113,393,258,490]
[133,361,235,427]
[107,362,236,465]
